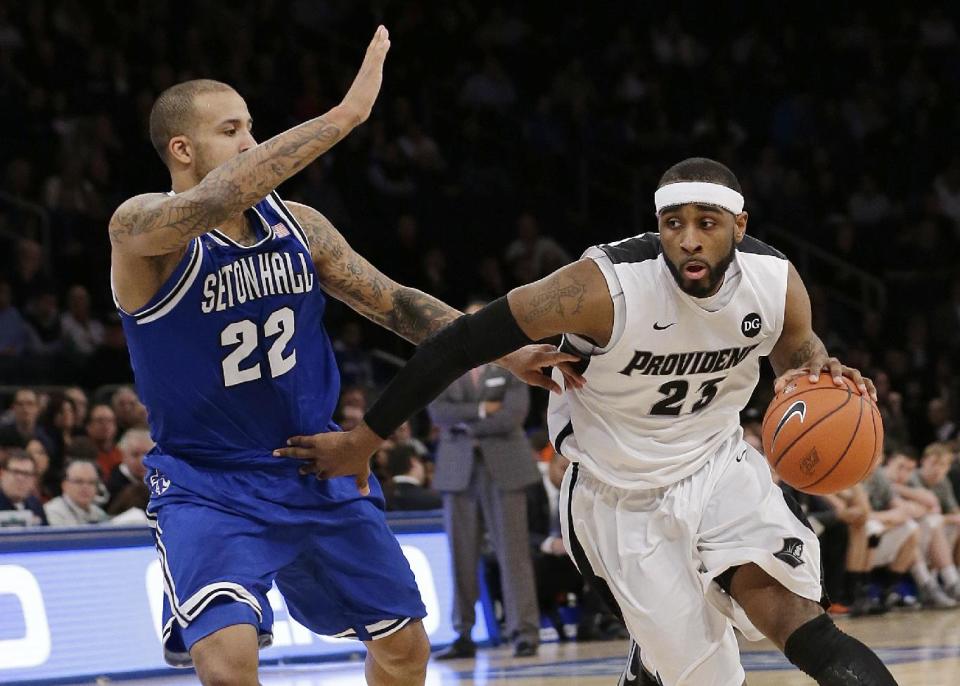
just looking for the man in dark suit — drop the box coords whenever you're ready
[0,450,48,527]
[384,444,442,511]
[429,303,542,659]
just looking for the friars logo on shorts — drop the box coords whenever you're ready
[774,537,806,568]
[741,312,762,337]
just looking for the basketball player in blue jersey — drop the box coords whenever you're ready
[281,158,899,685]
[108,27,577,686]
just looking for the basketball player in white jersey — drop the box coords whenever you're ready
[277,158,897,685]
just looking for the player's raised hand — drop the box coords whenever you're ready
[274,423,384,496]
[498,344,585,394]
[340,25,391,125]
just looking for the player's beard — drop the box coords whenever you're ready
[664,237,736,298]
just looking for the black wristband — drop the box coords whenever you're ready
[364,296,534,438]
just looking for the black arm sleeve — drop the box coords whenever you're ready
[364,296,534,438]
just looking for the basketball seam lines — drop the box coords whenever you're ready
[762,384,841,437]
[799,394,864,490]
[771,386,853,470]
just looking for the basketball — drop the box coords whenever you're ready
[761,375,883,495]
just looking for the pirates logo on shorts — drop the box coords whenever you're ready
[774,537,805,568]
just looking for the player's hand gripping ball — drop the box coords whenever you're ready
[762,375,883,495]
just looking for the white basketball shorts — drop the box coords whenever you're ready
[559,435,822,686]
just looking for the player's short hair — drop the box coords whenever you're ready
[149,79,236,164]
[658,157,742,194]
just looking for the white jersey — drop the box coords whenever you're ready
[547,232,789,489]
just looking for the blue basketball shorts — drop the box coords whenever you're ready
[145,468,426,667]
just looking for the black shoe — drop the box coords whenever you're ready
[434,636,476,660]
[513,640,538,658]
[619,640,660,686]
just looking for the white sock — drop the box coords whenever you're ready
[941,564,960,587]
[912,558,934,587]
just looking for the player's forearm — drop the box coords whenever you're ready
[204,107,358,212]
[770,332,828,377]
[380,287,461,345]
[108,107,361,256]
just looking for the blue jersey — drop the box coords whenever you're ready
[116,192,342,496]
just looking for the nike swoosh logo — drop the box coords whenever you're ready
[652,322,675,330]
[772,400,806,450]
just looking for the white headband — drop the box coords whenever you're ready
[654,181,744,215]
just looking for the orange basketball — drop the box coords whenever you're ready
[761,375,883,495]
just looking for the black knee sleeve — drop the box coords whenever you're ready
[784,614,898,685]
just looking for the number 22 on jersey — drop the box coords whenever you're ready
[220,306,297,387]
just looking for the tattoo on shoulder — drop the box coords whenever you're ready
[521,273,586,324]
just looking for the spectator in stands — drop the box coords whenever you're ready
[82,312,135,388]
[64,386,89,432]
[920,398,959,446]
[22,288,62,353]
[0,279,40,359]
[24,438,51,501]
[111,386,147,433]
[883,446,960,603]
[9,238,53,310]
[37,391,76,477]
[383,444,441,511]
[339,384,369,412]
[60,285,104,357]
[44,459,109,526]
[0,451,47,527]
[528,450,626,641]
[865,451,956,609]
[390,420,430,459]
[86,403,122,478]
[106,428,152,516]
[333,320,375,389]
[503,212,571,283]
[430,303,541,659]
[0,388,48,448]
[911,442,960,597]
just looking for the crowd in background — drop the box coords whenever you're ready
[4,0,960,630]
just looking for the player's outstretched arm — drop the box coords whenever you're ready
[273,259,613,482]
[770,262,876,400]
[108,27,391,257]
[286,200,585,393]
[286,201,461,343]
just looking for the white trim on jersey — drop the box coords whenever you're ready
[111,237,201,321]
[265,192,312,252]
[113,238,204,326]
[208,206,275,250]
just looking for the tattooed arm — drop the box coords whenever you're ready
[769,262,876,398]
[286,202,459,344]
[507,259,615,346]
[108,27,390,258]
